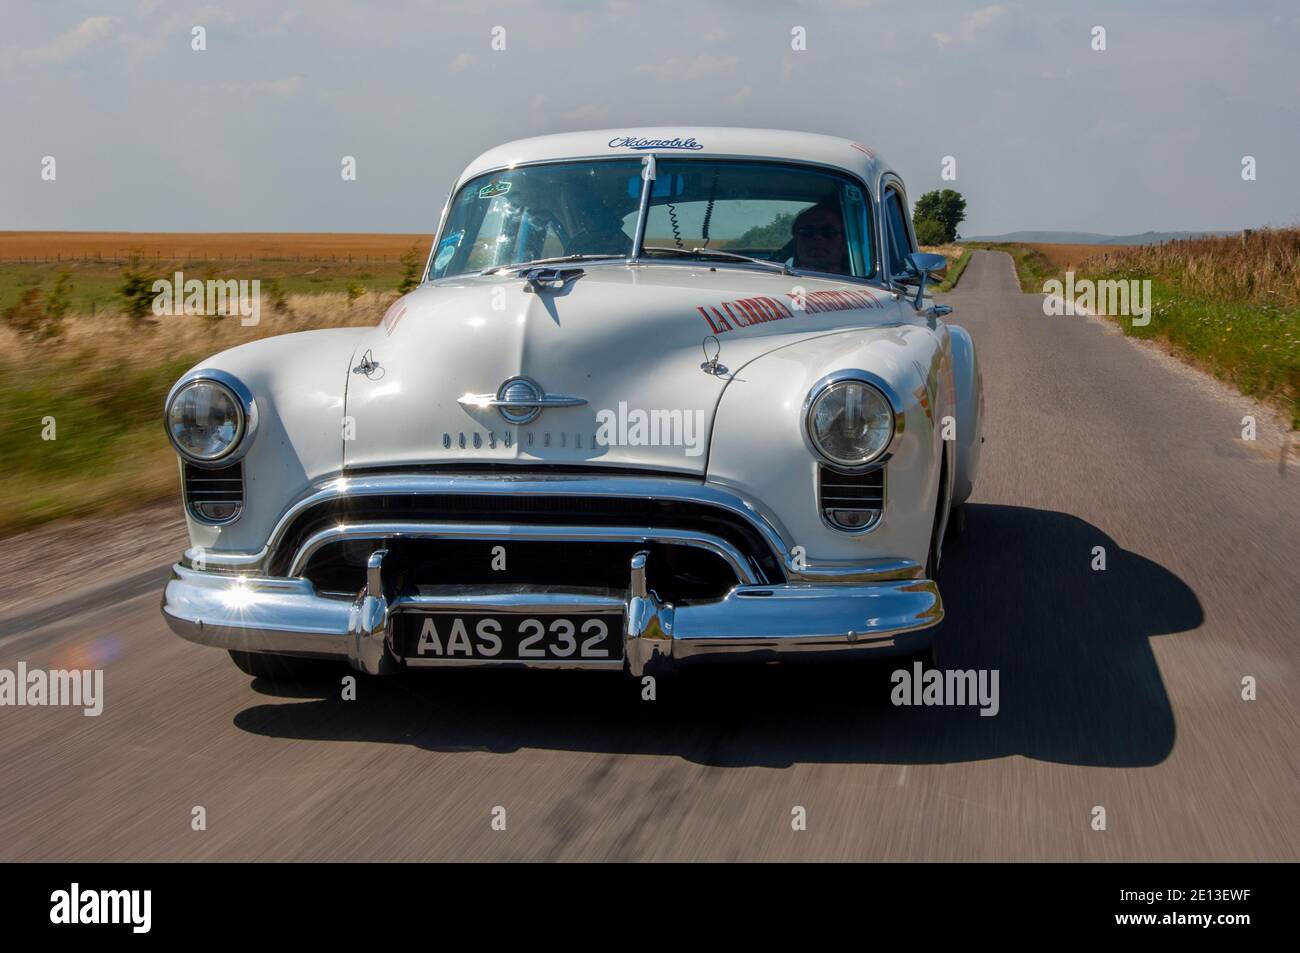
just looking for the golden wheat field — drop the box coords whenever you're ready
[0,231,434,261]
[1069,230,1300,307]
[1023,243,1139,271]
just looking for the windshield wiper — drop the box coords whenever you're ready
[483,253,628,276]
[641,245,792,275]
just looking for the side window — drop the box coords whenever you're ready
[884,188,916,278]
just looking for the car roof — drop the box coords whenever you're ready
[455,127,894,192]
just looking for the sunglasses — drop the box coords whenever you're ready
[795,226,842,239]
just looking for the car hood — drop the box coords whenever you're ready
[342,263,903,474]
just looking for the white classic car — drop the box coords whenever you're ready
[161,127,983,680]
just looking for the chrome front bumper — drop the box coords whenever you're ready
[161,550,943,676]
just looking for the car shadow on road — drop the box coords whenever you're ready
[233,503,1202,768]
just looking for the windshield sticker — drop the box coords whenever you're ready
[695,289,884,335]
[478,179,511,198]
[608,135,704,151]
[432,231,462,272]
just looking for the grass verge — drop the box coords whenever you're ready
[0,292,392,535]
[935,249,971,292]
[966,237,1299,427]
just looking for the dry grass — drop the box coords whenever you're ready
[1,292,393,535]
[0,290,395,370]
[920,243,964,262]
[1025,242,1138,272]
[1043,231,1300,425]
[1073,230,1300,308]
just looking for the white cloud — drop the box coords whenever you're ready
[561,103,611,123]
[636,54,739,81]
[210,75,305,99]
[17,15,117,66]
[725,85,752,105]
[932,3,1007,49]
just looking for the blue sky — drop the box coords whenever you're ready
[2,0,1297,236]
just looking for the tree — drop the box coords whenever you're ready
[265,278,290,314]
[119,257,158,324]
[735,211,796,250]
[1,271,74,342]
[397,243,424,294]
[913,189,967,243]
[913,216,948,247]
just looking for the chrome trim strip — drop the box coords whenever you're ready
[287,520,758,585]
[188,472,797,575]
[160,565,353,658]
[668,580,942,667]
[456,396,588,410]
[186,472,924,584]
[399,588,627,612]
[162,560,943,674]
[787,555,921,583]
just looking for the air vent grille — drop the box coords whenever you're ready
[183,461,243,523]
[818,465,884,532]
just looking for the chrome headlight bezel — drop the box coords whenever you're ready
[164,369,259,467]
[802,371,904,470]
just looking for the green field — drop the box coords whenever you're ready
[0,259,408,316]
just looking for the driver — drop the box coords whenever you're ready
[792,201,850,275]
[566,184,635,256]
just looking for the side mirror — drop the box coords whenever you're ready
[904,251,948,310]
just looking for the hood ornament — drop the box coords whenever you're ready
[700,335,728,376]
[352,348,382,378]
[458,376,586,425]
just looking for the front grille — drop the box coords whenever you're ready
[303,538,740,604]
[272,492,786,586]
[818,464,884,532]
[183,461,243,523]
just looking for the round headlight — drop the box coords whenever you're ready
[166,379,245,462]
[806,379,895,467]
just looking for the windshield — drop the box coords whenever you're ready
[644,160,873,278]
[430,157,874,280]
[430,159,642,279]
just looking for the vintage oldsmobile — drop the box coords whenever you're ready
[161,128,983,679]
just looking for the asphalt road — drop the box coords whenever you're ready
[2,251,1296,861]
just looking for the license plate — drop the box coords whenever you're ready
[398,612,624,662]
